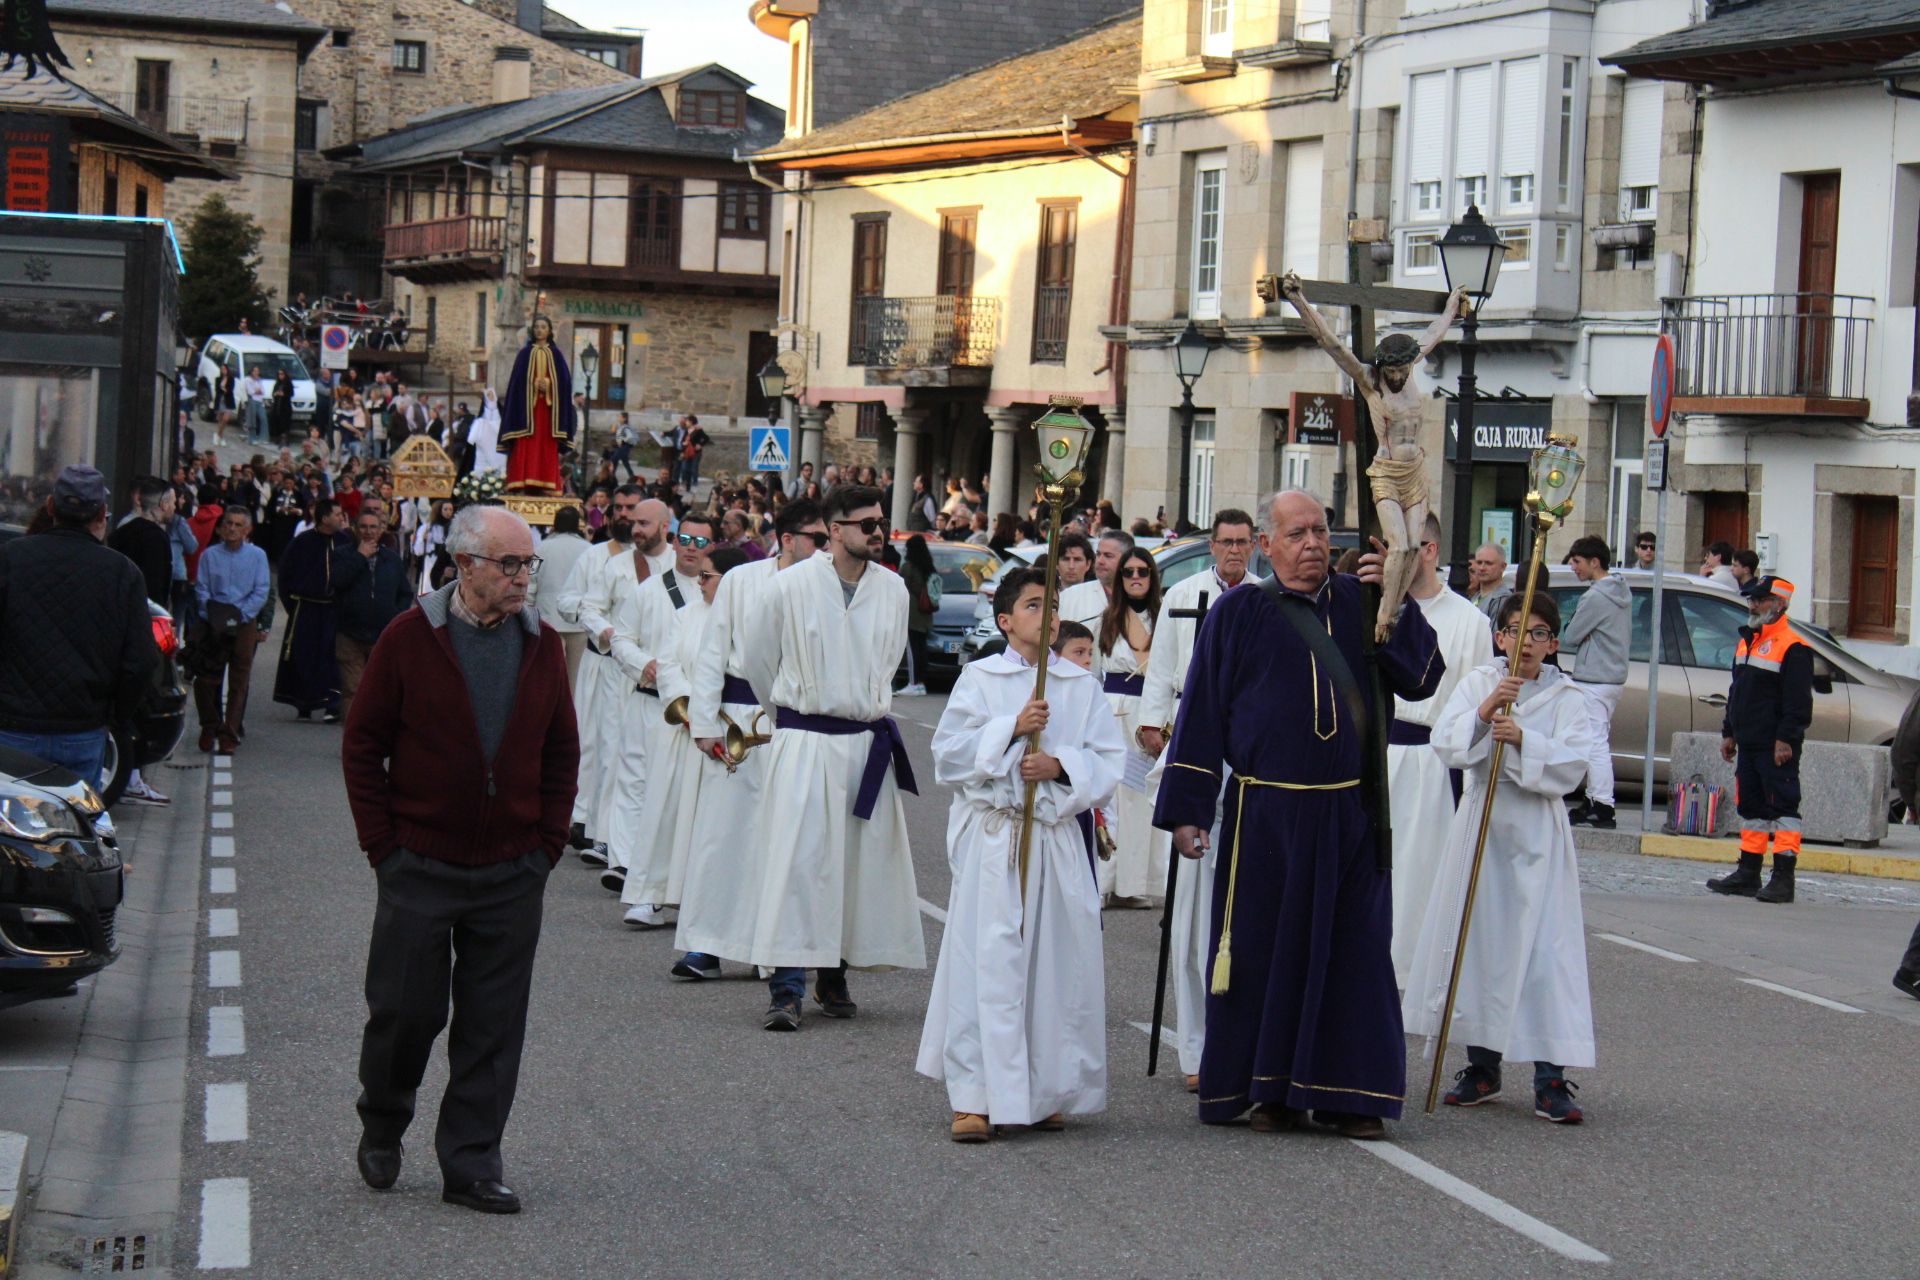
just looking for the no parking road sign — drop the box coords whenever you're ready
[320,324,351,371]
[749,423,791,472]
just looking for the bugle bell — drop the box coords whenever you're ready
[722,708,772,767]
[663,695,690,729]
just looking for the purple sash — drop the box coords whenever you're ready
[1102,672,1145,697]
[721,675,755,705]
[1388,719,1431,746]
[1075,810,1097,883]
[773,707,918,820]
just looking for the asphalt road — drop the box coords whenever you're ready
[142,665,1920,1278]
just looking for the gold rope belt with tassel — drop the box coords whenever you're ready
[1210,774,1362,997]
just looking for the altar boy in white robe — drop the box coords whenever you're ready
[737,484,924,1031]
[1403,593,1596,1125]
[919,567,1125,1142]
[1388,514,1492,987]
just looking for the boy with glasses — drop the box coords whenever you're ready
[1632,532,1656,570]
[1403,593,1596,1125]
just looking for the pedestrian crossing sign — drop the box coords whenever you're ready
[748,424,791,472]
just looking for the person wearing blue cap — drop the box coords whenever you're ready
[1709,575,1810,904]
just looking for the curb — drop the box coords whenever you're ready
[0,1129,24,1279]
[1635,833,1920,882]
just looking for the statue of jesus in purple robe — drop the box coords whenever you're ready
[1153,490,1442,1139]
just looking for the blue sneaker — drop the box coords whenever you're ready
[1443,1063,1502,1107]
[671,952,720,981]
[1534,1077,1584,1124]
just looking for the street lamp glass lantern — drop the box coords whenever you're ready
[1438,205,1507,302]
[756,354,787,403]
[1173,320,1213,386]
[579,341,600,382]
[1030,397,1097,487]
[1528,434,1585,520]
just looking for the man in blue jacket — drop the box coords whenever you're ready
[194,506,272,753]
[333,507,415,721]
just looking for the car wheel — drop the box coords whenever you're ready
[98,727,132,807]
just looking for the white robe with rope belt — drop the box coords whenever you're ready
[557,543,632,837]
[718,553,924,970]
[916,651,1123,1124]
[1403,662,1596,1069]
[620,580,721,908]
[1091,614,1170,902]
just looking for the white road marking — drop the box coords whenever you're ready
[207,908,238,938]
[0,1064,67,1072]
[209,835,234,859]
[1739,978,1863,1014]
[917,897,947,924]
[204,1083,248,1143]
[1596,933,1696,963]
[212,755,233,767]
[209,811,233,830]
[1355,1140,1611,1264]
[207,1006,245,1057]
[198,1177,251,1269]
[213,771,232,786]
[208,951,241,989]
[1127,1020,1178,1047]
[209,868,236,895]
[211,790,233,808]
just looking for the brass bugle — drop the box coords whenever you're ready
[663,695,690,728]
[722,708,772,767]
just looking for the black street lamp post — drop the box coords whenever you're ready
[1171,320,1214,536]
[756,354,788,479]
[574,341,600,497]
[1438,206,1507,595]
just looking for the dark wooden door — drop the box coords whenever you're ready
[1850,496,1898,638]
[1796,173,1840,395]
[937,212,976,297]
[628,178,680,270]
[135,60,170,133]
[1701,492,1749,553]
[849,217,887,363]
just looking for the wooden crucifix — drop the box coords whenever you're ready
[1253,223,1463,871]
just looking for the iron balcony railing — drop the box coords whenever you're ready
[102,92,249,145]
[1032,284,1072,363]
[850,295,999,368]
[383,215,506,262]
[1662,293,1873,402]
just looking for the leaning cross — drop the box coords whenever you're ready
[1147,588,1211,1078]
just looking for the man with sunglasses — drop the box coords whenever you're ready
[674,499,828,981]
[603,512,715,906]
[553,487,670,863]
[1632,531,1656,571]
[727,486,924,1030]
[1137,509,1263,1093]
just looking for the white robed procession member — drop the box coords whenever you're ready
[674,500,829,980]
[1137,510,1262,1089]
[621,534,741,921]
[604,513,715,908]
[733,485,924,1030]
[1387,514,1494,987]
[1089,544,1170,906]
[918,567,1125,1141]
[1403,593,1596,1123]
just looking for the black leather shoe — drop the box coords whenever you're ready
[442,1179,520,1214]
[356,1137,401,1190]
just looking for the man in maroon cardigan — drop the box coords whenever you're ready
[341,504,578,1215]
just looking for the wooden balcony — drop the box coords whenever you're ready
[382,215,506,284]
[852,296,999,388]
[1664,293,1874,418]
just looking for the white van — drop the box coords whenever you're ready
[195,334,317,426]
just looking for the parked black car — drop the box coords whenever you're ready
[0,746,123,1010]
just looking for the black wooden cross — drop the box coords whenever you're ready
[1148,588,1209,1077]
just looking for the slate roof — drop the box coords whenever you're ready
[0,60,233,180]
[351,65,784,171]
[1607,0,1920,70]
[756,10,1139,161]
[47,0,327,55]
[1879,49,1920,76]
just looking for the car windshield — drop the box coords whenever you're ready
[925,543,997,595]
[243,352,311,382]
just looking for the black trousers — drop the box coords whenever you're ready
[357,848,551,1186]
[1733,746,1801,823]
[1901,918,1920,978]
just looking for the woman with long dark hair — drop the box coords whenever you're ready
[987,511,1018,559]
[268,369,295,442]
[1094,546,1169,908]
[899,534,939,695]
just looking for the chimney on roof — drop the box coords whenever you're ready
[517,0,543,35]
[493,46,532,104]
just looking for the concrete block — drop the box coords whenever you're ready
[1667,731,1890,846]
[0,1129,24,1278]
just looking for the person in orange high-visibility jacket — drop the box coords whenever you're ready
[1708,576,1812,904]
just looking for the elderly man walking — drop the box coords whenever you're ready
[342,506,579,1215]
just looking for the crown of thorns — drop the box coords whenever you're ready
[1371,334,1421,367]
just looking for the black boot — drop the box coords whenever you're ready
[1566,797,1592,825]
[1707,852,1764,896]
[1586,802,1617,830]
[1756,855,1796,904]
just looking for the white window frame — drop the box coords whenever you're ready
[1405,230,1440,275]
[1293,0,1330,43]
[1457,174,1487,215]
[1412,180,1442,217]
[1282,442,1312,493]
[1504,172,1535,214]
[1497,224,1532,269]
[1190,153,1227,320]
[1621,185,1656,222]
[1554,223,1574,271]
[1556,58,1579,210]
[1202,0,1233,57]
[1190,414,1218,519]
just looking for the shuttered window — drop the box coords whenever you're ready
[1294,0,1330,42]
[1203,0,1233,56]
[1499,57,1540,213]
[1282,139,1323,279]
[1619,78,1663,219]
[1453,65,1492,216]
[1407,72,1446,221]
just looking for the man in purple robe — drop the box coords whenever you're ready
[1153,489,1441,1140]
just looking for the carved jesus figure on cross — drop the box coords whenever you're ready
[1277,271,1467,641]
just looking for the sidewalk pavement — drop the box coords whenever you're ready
[1573,800,1920,882]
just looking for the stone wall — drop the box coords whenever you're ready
[53,21,303,302]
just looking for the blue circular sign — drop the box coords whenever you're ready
[1649,333,1675,437]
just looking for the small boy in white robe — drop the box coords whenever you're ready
[918,569,1125,1142]
[1403,593,1596,1125]
[1052,622,1115,863]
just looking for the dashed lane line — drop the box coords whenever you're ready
[208,950,241,988]
[207,908,238,938]
[1739,978,1863,1014]
[210,811,233,829]
[209,835,234,858]
[209,868,236,895]
[1126,1019,1178,1047]
[211,790,233,808]
[1595,933,1697,963]
[207,1007,246,1057]
[204,1083,248,1143]
[213,771,232,786]
[197,1177,251,1269]
[917,898,948,924]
